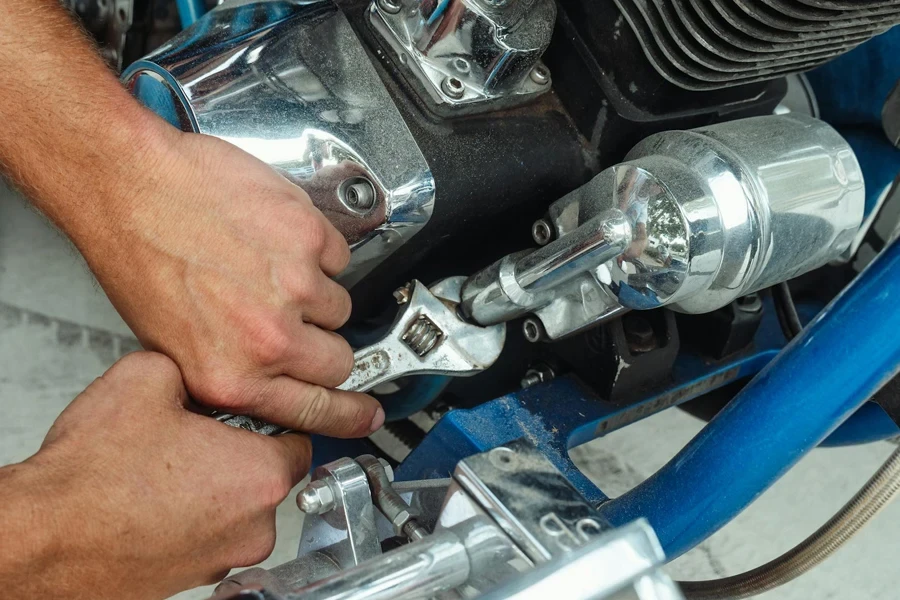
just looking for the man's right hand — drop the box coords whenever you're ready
[0,352,311,600]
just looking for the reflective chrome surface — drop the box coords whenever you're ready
[369,0,556,110]
[339,278,506,391]
[122,1,434,287]
[461,114,863,339]
[477,520,683,600]
[297,458,381,569]
[286,530,471,600]
[617,113,864,313]
[460,210,631,328]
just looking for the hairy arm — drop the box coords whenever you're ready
[0,2,382,436]
[0,3,159,240]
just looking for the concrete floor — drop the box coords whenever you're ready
[2,184,899,599]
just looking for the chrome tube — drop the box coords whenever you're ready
[460,209,631,325]
[284,531,470,600]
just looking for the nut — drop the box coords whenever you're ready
[297,480,336,515]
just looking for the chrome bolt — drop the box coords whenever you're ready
[339,177,376,212]
[393,284,411,305]
[297,480,336,515]
[441,76,466,100]
[522,317,546,343]
[531,219,554,246]
[377,0,402,14]
[530,65,550,86]
[452,57,471,74]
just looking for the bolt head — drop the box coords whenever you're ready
[441,76,466,100]
[378,458,395,482]
[530,65,550,86]
[531,219,554,246]
[377,0,402,14]
[393,285,411,305]
[297,480,335,515]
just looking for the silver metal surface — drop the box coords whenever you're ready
[369,0,556,111]
[454,439,609,564]
[461,114,864,340]
[614,113,864,314]
[285,530,471,600]
[298,480,337,516]
[339,278,506,392]
[460,210,631,326]
[122,2,434,288]
[478,520,683,600]
[211,441,677,600]
[297,458,381,569]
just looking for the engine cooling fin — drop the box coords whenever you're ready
[614,0,900,90]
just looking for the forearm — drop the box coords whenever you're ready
[0,1,169,248]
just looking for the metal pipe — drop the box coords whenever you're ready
[598,236,900,559]
[283,531,470,600]
[460,209,631,325]
[514,209,631,291]
[678,446,900,599]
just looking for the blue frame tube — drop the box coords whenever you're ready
[598,238,900,559]
[176,0,207,29]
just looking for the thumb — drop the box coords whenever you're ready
[267,432,313,486]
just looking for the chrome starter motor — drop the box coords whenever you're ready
[460,113,865,340]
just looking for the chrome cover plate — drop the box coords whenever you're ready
[122,1,434,287]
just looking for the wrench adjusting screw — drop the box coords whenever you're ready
[402,315,444,357]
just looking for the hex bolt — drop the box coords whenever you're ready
[441,76,466,100]
[531,219,554,246]
[521,363,555,389]
[522,317,546,343]
[339,177,376,212]
[393,284,411,305]
[377,0,402,14]
[296,480,336,515]
[529,65,550,86]
[452,57,471,74]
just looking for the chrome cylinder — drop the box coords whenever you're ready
[460,209,631,325]
[284,531,470,600]
[612,113,864,313]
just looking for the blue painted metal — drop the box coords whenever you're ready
[175,0,206,29]
[597,238,900,559]
[819,402,898,447]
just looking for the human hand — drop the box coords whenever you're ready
[74,118,383,437]
[0,353,311,600]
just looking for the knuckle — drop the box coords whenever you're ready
[189,367,248,410]
[295,385,331,430]
[245,319,292,369]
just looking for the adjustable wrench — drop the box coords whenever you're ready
[218,276,506,435]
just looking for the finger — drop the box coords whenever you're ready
[267,432,313,486]
[252,376,384,438]
[317,214,352,277]
[301,274,352,330]
[280,325,355,389]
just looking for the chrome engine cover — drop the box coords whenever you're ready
[123,1,434,288]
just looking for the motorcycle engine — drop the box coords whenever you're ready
[119,0,896,438]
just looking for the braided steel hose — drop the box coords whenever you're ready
[679,446,900,600]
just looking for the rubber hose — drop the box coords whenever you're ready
[679,446,900,599]
[772,282,803,340]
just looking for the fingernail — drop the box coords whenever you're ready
[369,407,385,433]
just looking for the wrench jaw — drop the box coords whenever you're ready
[338,278,506,394]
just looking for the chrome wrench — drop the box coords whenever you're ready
[218,276,506,435]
